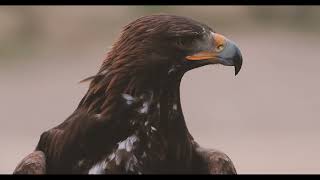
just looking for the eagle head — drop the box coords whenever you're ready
[103,14,243,80]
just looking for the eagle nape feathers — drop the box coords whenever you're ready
[13,14,242,174]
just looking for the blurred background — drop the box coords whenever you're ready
[1,6,320,174]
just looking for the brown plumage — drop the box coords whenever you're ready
[13,14,242,174]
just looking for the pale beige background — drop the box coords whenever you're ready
[1,6,320,174]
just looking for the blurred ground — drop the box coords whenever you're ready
[1,6,320,174]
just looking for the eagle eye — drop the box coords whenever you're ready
[176,37,196,50]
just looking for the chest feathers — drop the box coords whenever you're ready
[87,88,194,174]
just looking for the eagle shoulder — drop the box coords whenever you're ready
[194,145,237,174]
[13,151,46,174]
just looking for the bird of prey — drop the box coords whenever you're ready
[13,14,242,174]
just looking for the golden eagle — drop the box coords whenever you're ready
[13,14,242,174]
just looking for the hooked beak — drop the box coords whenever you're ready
[186,33,243,76]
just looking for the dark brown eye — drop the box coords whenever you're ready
[176,37,195,49]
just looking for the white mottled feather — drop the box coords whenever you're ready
[139,102,149,114]
[173,104,178,110]
[88,159,107,174]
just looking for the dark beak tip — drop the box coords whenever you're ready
[235,67,240,76]
[235,68,239,76]
[234,56,243,76]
